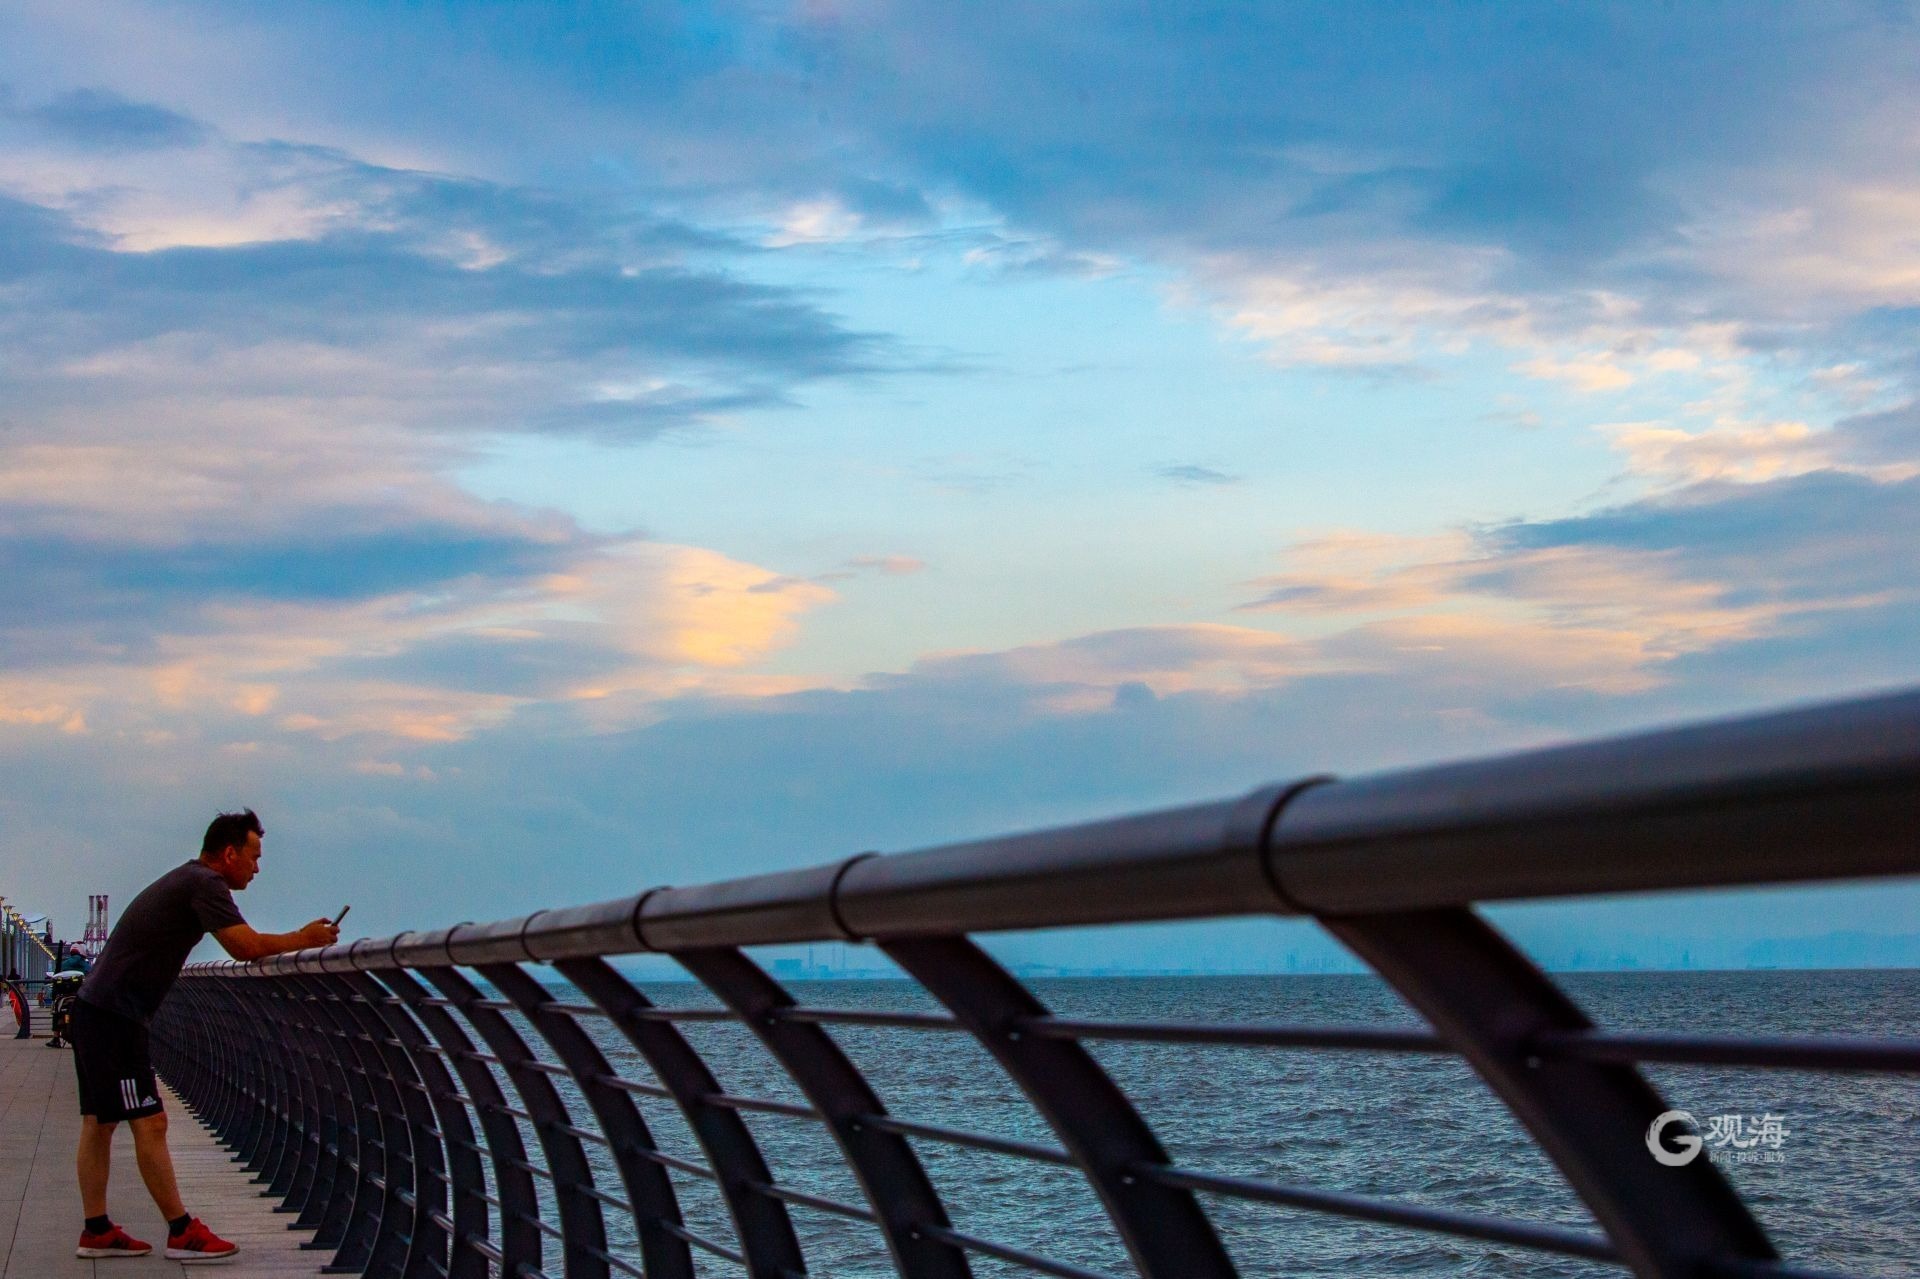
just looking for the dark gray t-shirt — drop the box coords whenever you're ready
[80,861,246,1024]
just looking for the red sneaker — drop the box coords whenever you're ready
[75,1223,152,1258]
[165,1217,238,1264]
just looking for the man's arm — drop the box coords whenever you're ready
[212,919,339,962]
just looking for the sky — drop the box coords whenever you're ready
[2,1,1917,971]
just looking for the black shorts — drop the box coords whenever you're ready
[71,999,163,1122]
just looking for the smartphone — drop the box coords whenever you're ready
[332,905,352,927]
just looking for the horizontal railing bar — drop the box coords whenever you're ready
[512,1060,574,1077]
[536,1001,611,1018]
[182,687,1920,970]
[917,1223,1121,1279]
[1021,1016,1447,1053]
[579,1184,631,1212]
[1144,1164,1617,1261]
[1703,1257,1859,1279]
[463,1235,505,1264]
[594,1074,674,1101]
[627,1007,737,1022]
[863,1114,1076,1166]
[1534,1028,1920,1073]
[511,1210,565,1240]
[640,1148,718,1180]
[745,1180,876,1223]
[773,1007,964,1032]
[703,1092,818,1120]
[585,1244,648,1278]
[662,1221,747,1266]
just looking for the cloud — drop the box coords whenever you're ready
[14,7,1920,414]
[0,527,839,745]
[892,625,1306,709]
[0,103,902,749]
[1155,463,1241,486]
[0,121,887,449]
[1603,419,1835,484]
[7,86,208,151]
[1243,468,1920,699]
[844,555,926,576]
[1516,354,1635,392]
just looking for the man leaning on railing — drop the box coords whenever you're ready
[70,809,340,1264]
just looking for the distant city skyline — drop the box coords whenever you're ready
[2,3,1916,968]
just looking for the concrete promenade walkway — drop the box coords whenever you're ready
[1,1029,320,1276]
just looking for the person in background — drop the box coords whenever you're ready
[70,809,339,1263]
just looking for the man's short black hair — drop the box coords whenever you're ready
[201,808,264,857]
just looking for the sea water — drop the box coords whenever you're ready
[507,969,1916,1277]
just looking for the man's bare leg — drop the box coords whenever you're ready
[127,1110,187,1221]
[76,1116,116,1218]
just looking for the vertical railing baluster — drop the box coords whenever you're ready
[285,971,380,1261]
[257,977,317,1202]
[387,966,544,1275]
[362,970,492,1279]
[884,935,1239,1279]
[423,965,611,1279]
[227,978,282,1173]
[1323,907,1777,1279]
[675,946,974,1279]
[484,962,696,1279]
[274,973,347,1228]
[238,979,299,1188]
[296,970,402,1276]
[328,966,448,1279]
[559,956,809,1279]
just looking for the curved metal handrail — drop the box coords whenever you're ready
[150,686,1920,1279]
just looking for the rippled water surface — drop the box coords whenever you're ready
[487,969,1917,1277]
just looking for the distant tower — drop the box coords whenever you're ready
[84,895,110,955]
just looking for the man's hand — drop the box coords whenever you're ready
[300,918,342,948]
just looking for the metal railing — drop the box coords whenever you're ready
[151,687,1920,1279]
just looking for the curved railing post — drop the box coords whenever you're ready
[1321,907,1776,1278]
[482,962,697,1279]
[674,946,974,1279]
[272,972,352,1231]
[558,956,809,1279]
[327,965,452,1279]
[422,965,613,1279]
[883,935,1238,1279]
[254,976,321,1201]
[293,970,403,1276]
[359,968,492,1279]
[225,978,287,1175]
[386,964,545,1274]
[232,979,299,1188]
[341,968,470,1279]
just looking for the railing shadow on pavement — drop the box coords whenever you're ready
[152,686,1920,1279]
